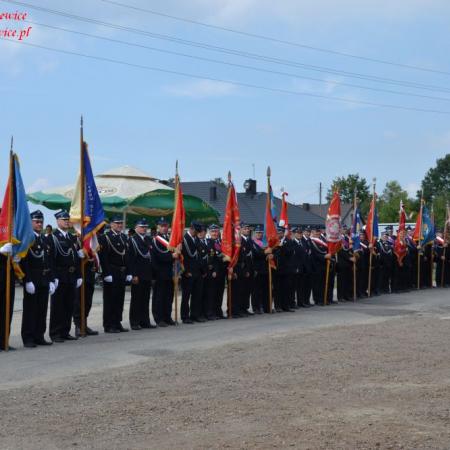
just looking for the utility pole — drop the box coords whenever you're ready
[319,182,322,217]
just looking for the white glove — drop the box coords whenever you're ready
[104,275,113,282]
[126,275,132,282]
[76,278,83,288]
[13,255,21,263]
[54,279,59,289]
[49,282,56,295]
[26,282,35,294]
[77,250,85,259]
[0,243,13,254]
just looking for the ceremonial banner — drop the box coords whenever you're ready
[0,154,34,277]
[326,186,342,256]
[366,198,379,244]
[263,185,279,249]
[168,171,185,271]
[413,204,433,250]
[222,180,241,271]
[70,142,106,256]
[394,202,407,263]
[279,191,291,239]
[350,203,361,252]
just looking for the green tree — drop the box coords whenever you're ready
[419,154,450,203]
[326,174,371,216]
[211,177,226,187]
[378,180,417,223]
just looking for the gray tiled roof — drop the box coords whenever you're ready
[167,181,325,227]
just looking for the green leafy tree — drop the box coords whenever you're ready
[419,154,450,203]
[378,180,417,223]
[325,174,371,216]
[211,177,227,187]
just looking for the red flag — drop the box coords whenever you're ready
[279,191,291,239]
[168,173,185,270]
[0,180,11,245]
[222,180,241,272]
[394,202,407,263]
[326,186,342,256]
[365,197,376,244]
[413,206,423,242]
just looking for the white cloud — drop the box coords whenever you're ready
[164,79,236,98]
[26,178,52,193]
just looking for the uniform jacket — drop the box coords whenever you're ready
[99,230,129,280]
[50,229,80,283]
[21,233,55,286]
[128,233,153,282]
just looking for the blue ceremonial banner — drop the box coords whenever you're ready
[421,205,433,248]
[82,142,106,239]
[12,154,35,276]
[350,203,361,251]
[373,204,379,240]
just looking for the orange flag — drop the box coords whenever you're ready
[222,179,241,274]
[168,172,185,270]
[279,191,291,239]
[394,202,407,263]
[326,186,342,256]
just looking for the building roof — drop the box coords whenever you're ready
[301,203,354,221]
[166,180,325,226]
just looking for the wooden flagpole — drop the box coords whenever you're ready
[367,178,376,297]
[4,138,13,351]
[430,205,434,288]
[267,167,273,314]
[80,116,87,337]
[324,259,331,306]
[227,171,233,318]
[441,202,449,288]
[418,192,424,290]
[174,161,179,325]
[353,187,357,302]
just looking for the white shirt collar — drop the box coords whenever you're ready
[58,228,68,237]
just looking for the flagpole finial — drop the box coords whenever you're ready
[228,171,231,182]
[10,135,13,154]
[175,159,178,173]
[267,166,271,177]
[80,115,83,128]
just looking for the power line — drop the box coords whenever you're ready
[25,20,450,103]
[101,0,450,77]
[2,38,450,115]
[4,0,450,95]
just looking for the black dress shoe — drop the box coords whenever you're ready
[182,319,194,324]
[105,327,120,333]
[292,305,300,309]
[24,342,37,348]
[65,334,78,341]
[193,317,206,323]
[275,308,282,313]
[157,321,168,327]
[166,319,176,325]
[238,312,248,318]
[131,325,142,331]
[282,308,296,312]
[117,324,129,332]
[300,303,311,308]
[86,327,99,336]
[245,310,255,316]
[231,314,240,319]
[207,316,218,321]
[0,345,16,351]
[35,339,52,346]
[255,308,263,315]
[52,337,65,343]
[338,299,346,303]
[75,326,82,338]
[141,323,157,329]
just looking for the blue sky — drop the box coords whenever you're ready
[1,0,450,224]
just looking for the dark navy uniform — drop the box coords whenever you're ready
[0,252,15,350]
[337,232,353,302]
[207,226,227,319]
[49,211,81,341]
[379,236,394,293]
[435,234,450,287]
[251,226,269,313]
[21,223,54,346]
[301,229,315,305]
[99,217,130,332]
[273,231,296,311]
[128,220,155,329]
[181,223,203,322]
[310,231,332,305]
[239,230,255,315]
[292,229,309,308]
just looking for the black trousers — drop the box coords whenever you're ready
[274,273,295,310]
[130,279,152,327]
[103,277,126,330]
[50,282,76,339]
[394,262,409,292]
[252,272,269,312]
[73,282,94,326]
[380,265,392,293]
[200,276,211,318]
[22,285,49,344]
[337,266,353,300]
[356,265,367,297]
[227,277,241,316]
[181,275,202,320]
[0,276,15,349]
[240,275,253,312]
[303,272,313,305]
[152,279,174,324]
[209,274,226,317]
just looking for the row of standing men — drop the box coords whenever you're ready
[1,211,449,350]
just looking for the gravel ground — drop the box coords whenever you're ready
[1,306,450,450]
